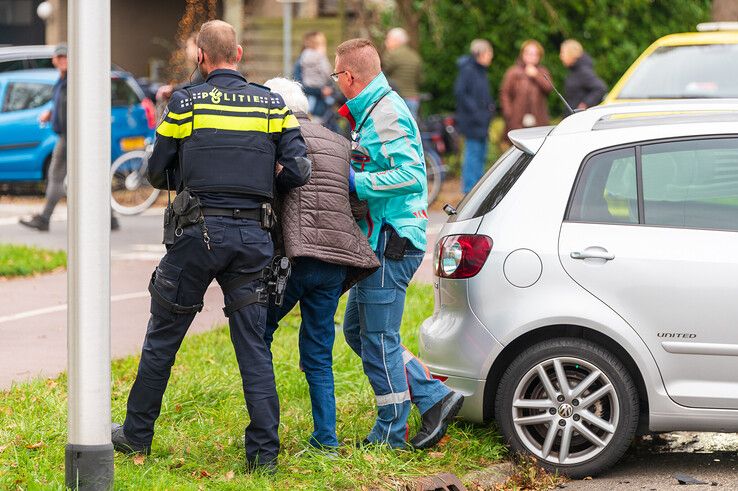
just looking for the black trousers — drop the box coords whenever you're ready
[123,216,279,465]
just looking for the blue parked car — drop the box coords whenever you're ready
[0,68,156,182]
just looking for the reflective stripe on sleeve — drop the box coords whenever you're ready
[282,113,300,129]
[165,110,193,121]
[156,120,193,139]
[376,390,411,406]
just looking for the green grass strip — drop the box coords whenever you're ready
[0,283,505,489]
[0,244,66,278]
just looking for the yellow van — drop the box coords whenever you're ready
[604,23,738,104]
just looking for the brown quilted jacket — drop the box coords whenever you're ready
[276,112,379,290]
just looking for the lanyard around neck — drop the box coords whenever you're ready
[351,89,392,142]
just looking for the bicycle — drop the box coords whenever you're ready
[110,143,160,215]
[420,114,458,206]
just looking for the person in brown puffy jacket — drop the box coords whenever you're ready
[499,39,553,146]
[262,77,380,450]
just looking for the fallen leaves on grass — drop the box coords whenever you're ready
[428,451,445,459]
[192,469,212,479]
[132,454,146,466]
[25,441,45,450]
[224,470,235,481]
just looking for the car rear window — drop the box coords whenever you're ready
[448,148,532,222]
[618,44,738,99]
[111,78,141,107]
[2,82,53,112]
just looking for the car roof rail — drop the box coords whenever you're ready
[552,99,738,135]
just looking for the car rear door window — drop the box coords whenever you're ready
[2,82,53,112]
[568,148,638,224]
[111,78,141,107]
[642,138,738,231]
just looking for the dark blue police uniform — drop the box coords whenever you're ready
[119,68,310,468]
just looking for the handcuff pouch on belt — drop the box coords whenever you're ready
[163,188,212,249]
[220,256,292,317]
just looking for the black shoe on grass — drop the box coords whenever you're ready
[409,391,464,449]
[111,423,150,455]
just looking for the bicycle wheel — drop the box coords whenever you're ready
[425,148,444,206]
[110,150,160,215]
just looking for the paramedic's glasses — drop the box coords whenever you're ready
[330,70,348,82]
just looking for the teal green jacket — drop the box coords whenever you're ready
[338,73,428,251]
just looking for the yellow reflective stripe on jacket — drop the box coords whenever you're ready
[166,110,193,120]
[193,103,290,115]
[194,113,299,133]
[156,120,192,138]
[282,113,299,130]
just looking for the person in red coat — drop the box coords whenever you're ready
[499,40,553,147]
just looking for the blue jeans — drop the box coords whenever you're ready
[462,137,488,193]
[343,228,450,447]
[264,257,347,448]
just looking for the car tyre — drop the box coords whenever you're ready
[495,337,639,479]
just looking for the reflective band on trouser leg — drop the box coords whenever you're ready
[401,345,450,415]
[375,390,411,406]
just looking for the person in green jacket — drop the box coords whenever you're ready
[333,38,463,450]
[382,27,423,119]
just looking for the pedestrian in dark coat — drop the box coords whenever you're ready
[560,39,607,110]
[500,39,553,144]
[454,39,495,193]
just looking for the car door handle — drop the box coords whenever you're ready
[570,249,615,261]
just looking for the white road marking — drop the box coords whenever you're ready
[0,283,219,326]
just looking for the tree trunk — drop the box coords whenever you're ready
[712,0,738,21]
[395,0,421,50]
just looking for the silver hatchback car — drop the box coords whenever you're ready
[420,100,738,478]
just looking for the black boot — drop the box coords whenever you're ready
[111,423,150,455]
[409,391,464,449]
[19,215,49,232]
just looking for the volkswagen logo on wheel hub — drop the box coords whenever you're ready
[558,403,574,418]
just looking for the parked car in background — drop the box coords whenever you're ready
[604,23,738,103]
[0,68,155,182]
[420,99,738,478]
[0,45,55,72]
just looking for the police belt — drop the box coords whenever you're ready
[202,207,261,220]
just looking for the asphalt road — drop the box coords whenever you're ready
[562,432,738,490]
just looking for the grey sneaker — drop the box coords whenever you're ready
[409,391,464,449]
[19,215,49,232]
[111,423,150,455]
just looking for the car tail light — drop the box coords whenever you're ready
[141,97,157,129]
[435,234,493,279]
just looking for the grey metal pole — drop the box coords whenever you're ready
[64,0,114,489]
[282,1,292,77]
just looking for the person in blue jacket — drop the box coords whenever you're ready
[454,39,496,193]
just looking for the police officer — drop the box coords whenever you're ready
[111,20,311,473]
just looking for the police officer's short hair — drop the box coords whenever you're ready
[197,20,238,64]
[335,38,381,84]
[264,78,309,115]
